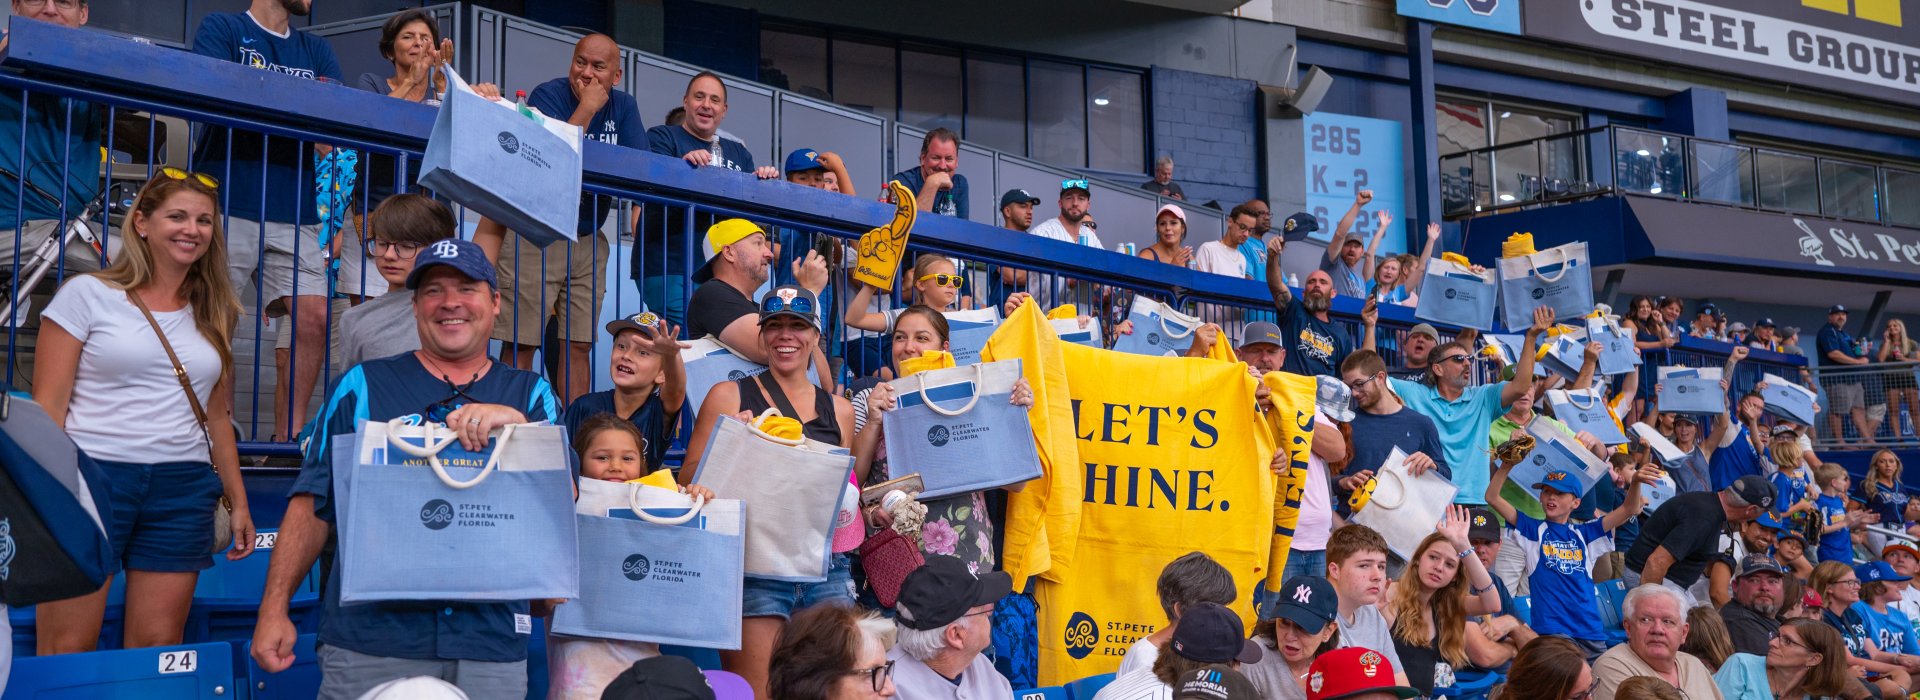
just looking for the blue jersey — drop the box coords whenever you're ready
[1770,468,1814,514]
[1513,513,1611,641]
[1816,493,1852,565]
[290,353,558,662]
[190,13,342,225]
[1856,602,1920,656]
[1868,480,1910,527]
[1709,424,1763,492]
[528,78,645,235]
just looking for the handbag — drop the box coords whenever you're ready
[1545,389,1630,446]
[882,360,1042,499]
[553,478,746,649]
[1110,296,1203,357]
[1351,447,1458,560]
[680,336,818,417]
[0,394,117,605]
[1539,332,1587,381]
[1588,316,1639,376]
[1048,316,1103,348]
[944,307,1003,367]
[1507,416,1612,499]
[690,410,856,581]
[128,292,231,554]
[417,65,583,247]
[856,528,924,608]
[1760,373,1819,426]
[1657,366,1726,415]
[1497,242,1594,331]
[1414,258,1498,330]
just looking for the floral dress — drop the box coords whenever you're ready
[851,387,996,573]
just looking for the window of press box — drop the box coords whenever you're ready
[1435,97,1579,157]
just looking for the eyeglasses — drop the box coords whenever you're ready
[1569,683,1595,700]
[18,0,83,11]
[1346,373,1380,391]
[762,292,815,316]
[918,273,964,289]
[1837,579,1862,587]
[366,239,424,260]
[1437,354,1471,365]
[1061,178,1089,191]
[158,167,220,190]
[961,606,996,619]
[1773,632,1810,651]
[1632,615,1684,629]
[847,660,895,692]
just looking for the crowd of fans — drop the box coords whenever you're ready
[12,3,1920,700]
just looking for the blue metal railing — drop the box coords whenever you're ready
[0,20,1803,458]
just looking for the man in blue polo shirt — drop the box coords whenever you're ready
[192,0,343,442]
[474,33,644,403]
[890,128,968,220]
[1387,306,1551,506]
[250,239,559,700]
[0,2,106,279]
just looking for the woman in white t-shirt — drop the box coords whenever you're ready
[31,172,255,653]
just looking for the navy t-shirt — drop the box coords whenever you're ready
[191,13,342,225]
[560,389,678,472]
[290,352,558,662]
[1338,406,1451,514]
[1817,323,1861,367]
[529,77,645,235]
[639,125,756,282]
[1277,300,1352,377]
[890,167,969,220]
[1709,425,1762,492]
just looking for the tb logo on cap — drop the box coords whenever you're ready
[431,240,461,260]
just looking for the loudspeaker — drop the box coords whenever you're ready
[1263,66,1334,118]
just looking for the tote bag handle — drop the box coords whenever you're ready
[1369,469,1409,510]
[383,418,523,490]
[915,363,986,418]
[1563,390,1601,411]
[629,487,707,526]
[747,409,807,447]
[1527,246,1572,283]
[1157,302,1198,340]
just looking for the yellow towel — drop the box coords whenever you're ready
[898,350,956,378]
[1258,371,1321,599]
[630,469,680,491]
[753,414,805,443]
[983,297,1084,590]
[1047,304,1080,321]
[1440,252,1473,267]
[1501,232,1537,259]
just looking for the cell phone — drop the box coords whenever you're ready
[860,474,924,509]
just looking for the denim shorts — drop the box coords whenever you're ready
[742,554,856,620]
[98,459,223,574]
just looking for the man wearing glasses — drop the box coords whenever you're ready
[1592,584,1722,700]
[337,194,453,368]
[1332,349,1451,513]
[888,556,1014,700]
[0,0,108,280]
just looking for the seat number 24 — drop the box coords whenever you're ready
[157,649,198,674]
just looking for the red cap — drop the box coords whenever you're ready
[1305,648,1419,700]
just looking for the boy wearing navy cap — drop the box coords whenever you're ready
[558,310,688,474]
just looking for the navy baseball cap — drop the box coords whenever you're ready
[1466,507,1501,542]
[1697,302,1718,316]
[1281,213,1319,242]
[758,284,820,330]
[784,148,825,173]
[1270,576,1337,635]
[1170,603,1262,665]
[405,238,496,290]
[1858,561,1912,584]
[1755,318,1776,328]
[1000,188,1041,208]
[1731,474,1778,512]
[1830,305,1848,314]
[605,310,663,339]
[1734,554,1785,579]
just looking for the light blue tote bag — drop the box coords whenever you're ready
[690,413,853,582]
[1761,373,1819,426]
[1049,317,1103,348]
[553,479,745,649]
[1497,242,1594,330]
[1111,296,1202,357]
[882,360,1042,499]
[1507,416,1610,498]
[1545,389,1629,446]
[416,66,583,247]
[1657,366,1727,415]
[1539,333,1586,381]
[1414,258,1498,331]
[944,308,1003,366]
[333,420,579,604]
[1588,317,1640,376]
[680,337,817,415]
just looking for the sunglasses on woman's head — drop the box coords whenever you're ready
[762,294,814,316]
[159,167,220,190]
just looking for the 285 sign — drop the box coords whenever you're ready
[1301,113,1407,255]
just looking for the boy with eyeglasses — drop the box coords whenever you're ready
[337,194,453,368]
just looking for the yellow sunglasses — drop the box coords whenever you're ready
[159,167,220,190]
[918,272,964,288]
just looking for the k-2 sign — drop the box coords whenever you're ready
[1397,0,1522,34]
[1301,113,1409,256]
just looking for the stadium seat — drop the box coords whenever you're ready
[242,633,321,700]
[1596,579,1628,646]
[1435,669,1503,700]
[1017,687,1071,700]
[1512,595,1531,626]
[661,644,725,670]
[2,641,234,697]
[705,670,753,700]
[1065,672,1117,700]
[190,530,322,642]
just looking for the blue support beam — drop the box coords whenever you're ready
[1660,88,1729,140]
[1406,20,1441,248]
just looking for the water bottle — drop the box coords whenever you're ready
[1078,234,1092,248]
[1287,273,1302,288]
[708,136,724,168]
[513,90,538,121]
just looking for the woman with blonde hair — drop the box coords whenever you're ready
[1878,319,1918,438]
[31,171,254,653]
[1680,606,1735,672]
[1380,512,1506,696]
[1860,450,1909,530]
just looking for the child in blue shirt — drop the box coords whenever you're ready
[1854,561,1920,665]
[1814,465,1855,564]
[1486,450,1654,659]
[1766,436,1817,517]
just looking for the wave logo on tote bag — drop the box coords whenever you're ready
[497,132,520,154]
[1065,611,1099,659]
[1530,287,1546,300]
[623,554,651,581]
[727,370,748,381]
[1677,384,1690,394]
[1532,454,1547,467]
[927,426,951,447]
[0,518,12,580]
[1445,288,1458,299]
[421,499,455,530]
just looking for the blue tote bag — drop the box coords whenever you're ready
[1497,242,1594,330]
[1507,416,1610,498]
[680,337,818,415]
[1539,333,1586,381]
[1049,317,1103,348]
[1414,258,1498,331]
[882,360,1043,500]
[1111,296,1202,357]
[690,413,854,582]
[1761,373,1819,426]
[944,308,1003,366]
[0,395,116,606]
[553,479,745,649]
[334,420,579,604]
[1657,366,1726,415]
[1588,317,1640,377]
[416,66,583,247]
[1545,389,1630,446]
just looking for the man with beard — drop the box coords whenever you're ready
[1719,555,1787,656]
[1386,307,1551,506]
[1028,179,1104,310]
[1263,245,1352,377]
[996,188,1042,296]
[1694,512,1789,608]
[192,0,342,442]
[1320,190,1374,298]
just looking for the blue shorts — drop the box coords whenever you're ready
[99,459,223,574]
[742,554,855,620]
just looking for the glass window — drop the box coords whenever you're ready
[761,30,829,99]
[1615,129,1685,196]
[831,38,896,118]
[1491,108,1574,147]
[1087,68,1144,172]
[90,0,189,45]
[1820,159,1880,221]
[900,47,962,132]
[1029,60,1086,168]
[1885,168,1920,228]
[1436,100,1489,156]
[1690,141,1755,206]
[1755,151,1818,212]
[965,53,1025,154]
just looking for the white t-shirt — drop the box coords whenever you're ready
[1897,585,1920,622]
[1091,667,1173,700]
[1029,217,1103,249]
[41,275,221,463]
[1294,414,1335,551]
[1194,241,1247,278]
[1116,637,1159,677]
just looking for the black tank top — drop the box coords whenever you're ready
[1393,625,1451,695]
[736,374,841,446]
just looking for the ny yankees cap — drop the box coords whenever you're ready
[1269,576,1337,635]
[405,238,497,290]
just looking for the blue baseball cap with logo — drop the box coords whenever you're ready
[1000,188,1042,208]
[1858,560,1912,584]
[784,148,825,173]
[1532,470,1579,494]
[1755,511,1789,533]
[405,238,497,290]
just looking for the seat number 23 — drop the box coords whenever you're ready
[158,649,198,674]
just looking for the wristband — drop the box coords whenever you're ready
[1459,547,1476,559]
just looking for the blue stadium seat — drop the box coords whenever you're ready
[241,634,321,700]
[189,530,322,642]
[1435,669,1504,700]
[1064,672,1117,700]
[661,644,725,670]
[1017,687,1071,700]
[2,641,234,698]
[1512,595,1531,626]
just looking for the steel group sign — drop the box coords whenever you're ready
[1526,0,1920,107]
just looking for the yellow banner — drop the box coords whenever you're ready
[1261,372,1318,598]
